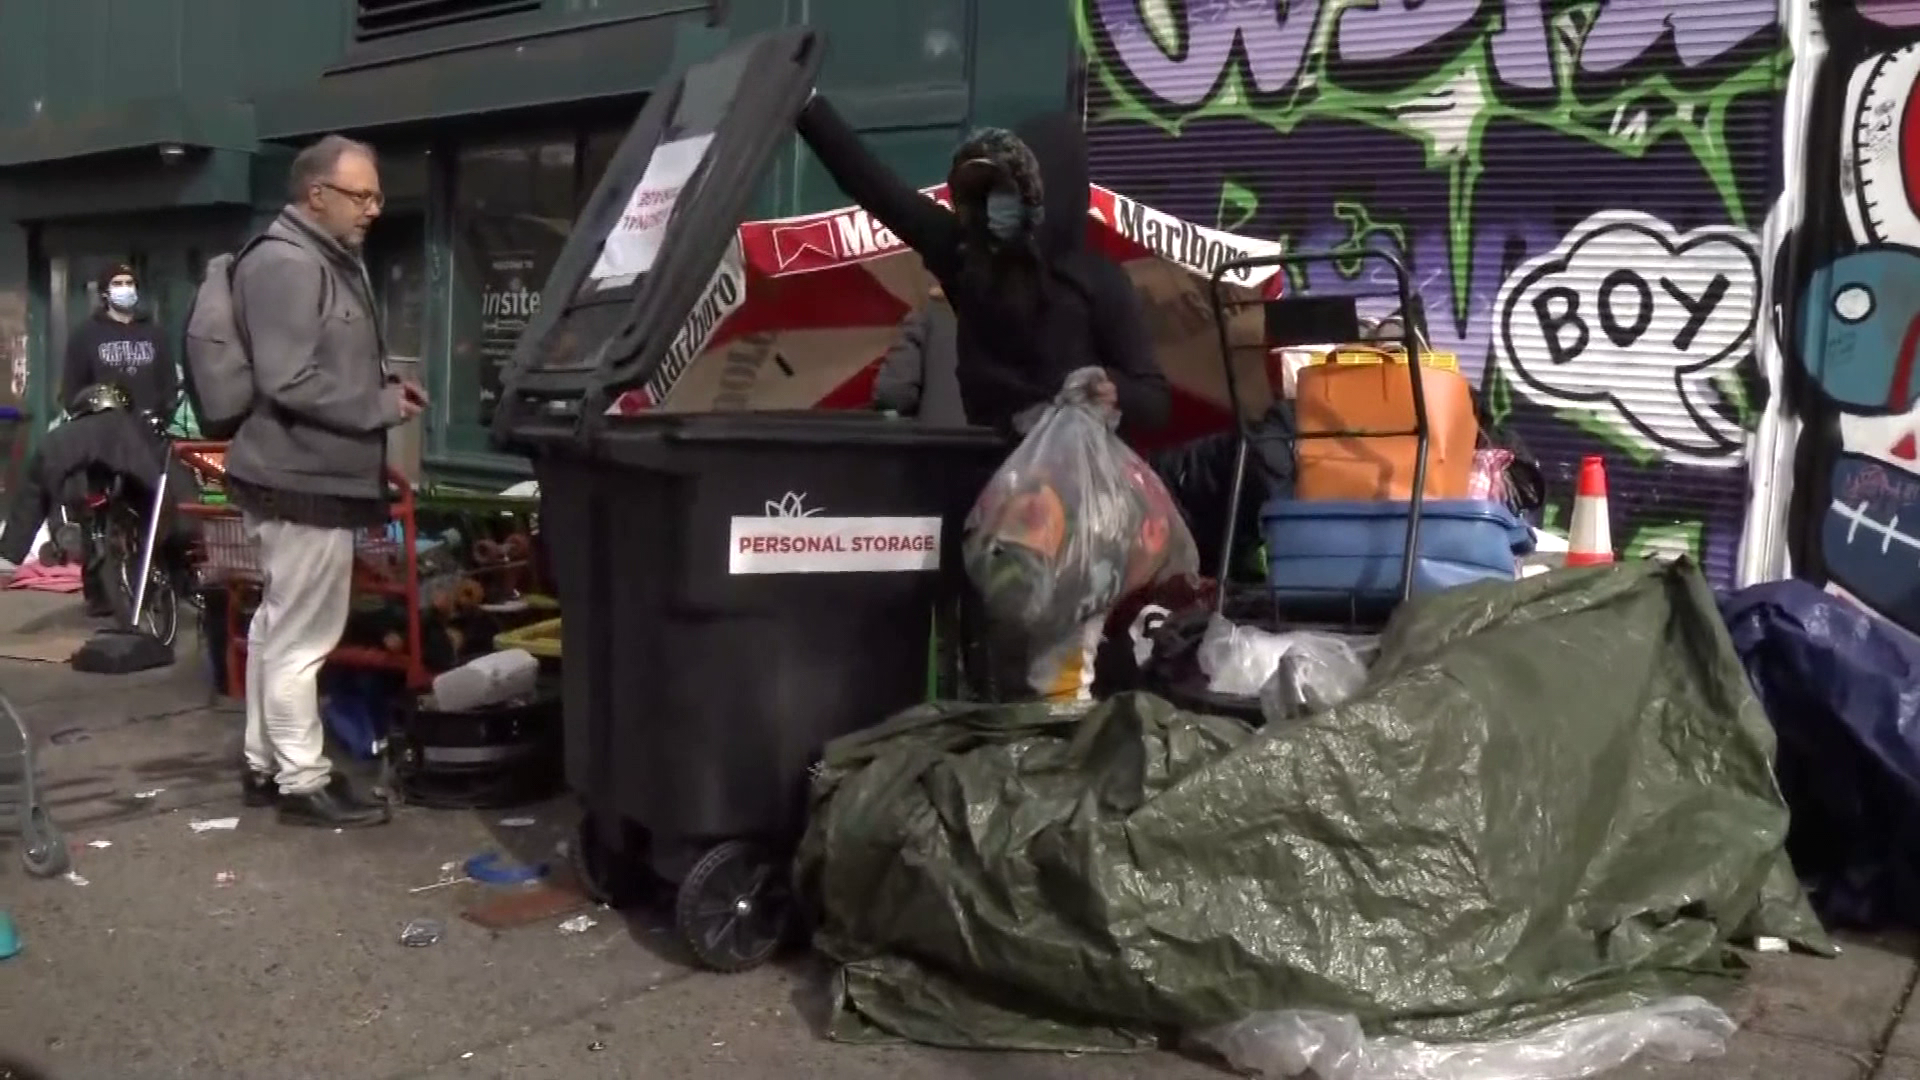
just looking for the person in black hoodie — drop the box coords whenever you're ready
[2,264,181,615]
[61,263,176,418]
[794,96,1170,439]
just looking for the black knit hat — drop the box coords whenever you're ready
[102,262,137,287]
[948,128,1045,214]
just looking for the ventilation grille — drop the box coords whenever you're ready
[354,0,543,43]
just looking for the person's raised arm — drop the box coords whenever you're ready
[236,253,401,435]
[796,94,957,261]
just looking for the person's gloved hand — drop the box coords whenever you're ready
[1086,370,1118,410]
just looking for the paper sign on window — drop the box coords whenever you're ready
[590,134,715,286]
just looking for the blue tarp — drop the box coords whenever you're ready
[1720,579,1920,929]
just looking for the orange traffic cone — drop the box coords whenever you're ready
[1565,456,1614,567]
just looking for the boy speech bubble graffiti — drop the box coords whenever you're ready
[1495,210,1759,467]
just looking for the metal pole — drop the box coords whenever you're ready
[129,462,168,631]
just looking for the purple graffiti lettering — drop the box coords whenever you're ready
[1859,0,1920,29]
[1323,1,1569,92]
[1330,0,1559,89]
[1092,0,1321,106]
[1580,0,1772,74]
[1333,0,1479,63]
[1492,0,1554,90]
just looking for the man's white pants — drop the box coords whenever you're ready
[242,516,355,795]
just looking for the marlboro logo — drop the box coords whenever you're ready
[641,240,747,404]
[771,219,837,270]
[1112,194,1280,287]
[764,188,950,272]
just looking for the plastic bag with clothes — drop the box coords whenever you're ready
[964,368,1199,662]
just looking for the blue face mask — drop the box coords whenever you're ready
[106,285,138,311]
[985,192,1025,241]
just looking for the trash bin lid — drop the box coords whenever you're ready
[491,28,824,447]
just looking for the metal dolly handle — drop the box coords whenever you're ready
[1204,247,1434,613]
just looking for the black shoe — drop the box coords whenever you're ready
[276,775,390,829]
[242,771,276,808]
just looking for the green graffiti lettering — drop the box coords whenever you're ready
[1331,201,1408,279]
[1563,408,1662,465]
[1484,364,1513,429]
[1624,520,1704,563]
[1216,179,1260,232]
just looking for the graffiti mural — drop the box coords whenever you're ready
[1783,1,1920,632]
[1076,0,1787,582]
[1495,209,1760,465]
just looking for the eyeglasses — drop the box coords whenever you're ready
[321,182,385,210]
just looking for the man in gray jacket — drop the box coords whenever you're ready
[872,285,965,425]
[227,134,426,829]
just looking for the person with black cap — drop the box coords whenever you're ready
[61,263,176,419]
[0,264,181,617]
[794,96,1170,440]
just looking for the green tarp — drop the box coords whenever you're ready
[795,560,1830,1052]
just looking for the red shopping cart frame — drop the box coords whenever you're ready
[175,441,429,696]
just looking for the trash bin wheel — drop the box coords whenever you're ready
[20,806,70,878]
[673,839,790,974]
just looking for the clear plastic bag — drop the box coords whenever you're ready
[1198,615,1295,696]
[1193,997,1736,1080]
[1259,633,1373,722]
[965,368,1198,653]
[1197,615,1375,708]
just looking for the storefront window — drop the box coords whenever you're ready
[447,127,625,448]
[580,129,625,213]
[370,218,426,361]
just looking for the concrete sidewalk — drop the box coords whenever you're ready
[0,590,1915,1079]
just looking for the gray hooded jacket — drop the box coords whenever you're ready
[872,299,965,425]
[226,207,402,510]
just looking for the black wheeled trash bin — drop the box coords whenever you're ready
[490,28,1006,974]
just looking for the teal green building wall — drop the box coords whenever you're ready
[0,0,1075,479]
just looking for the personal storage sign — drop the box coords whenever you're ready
[728,515,942,574]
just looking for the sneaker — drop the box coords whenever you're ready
[276,774,390,829]
[241,770,276,808]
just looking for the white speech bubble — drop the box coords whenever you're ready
[1495,210,1758,468]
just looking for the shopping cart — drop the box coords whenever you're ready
[174,441,430,696]
[0,691,69,878]
[1140,248,1438,720]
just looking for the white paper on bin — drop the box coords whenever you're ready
[728,515,942,575]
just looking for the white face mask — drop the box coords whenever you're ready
[106,285,138,311]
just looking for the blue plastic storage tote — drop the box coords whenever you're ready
[1261,498,1532,602]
